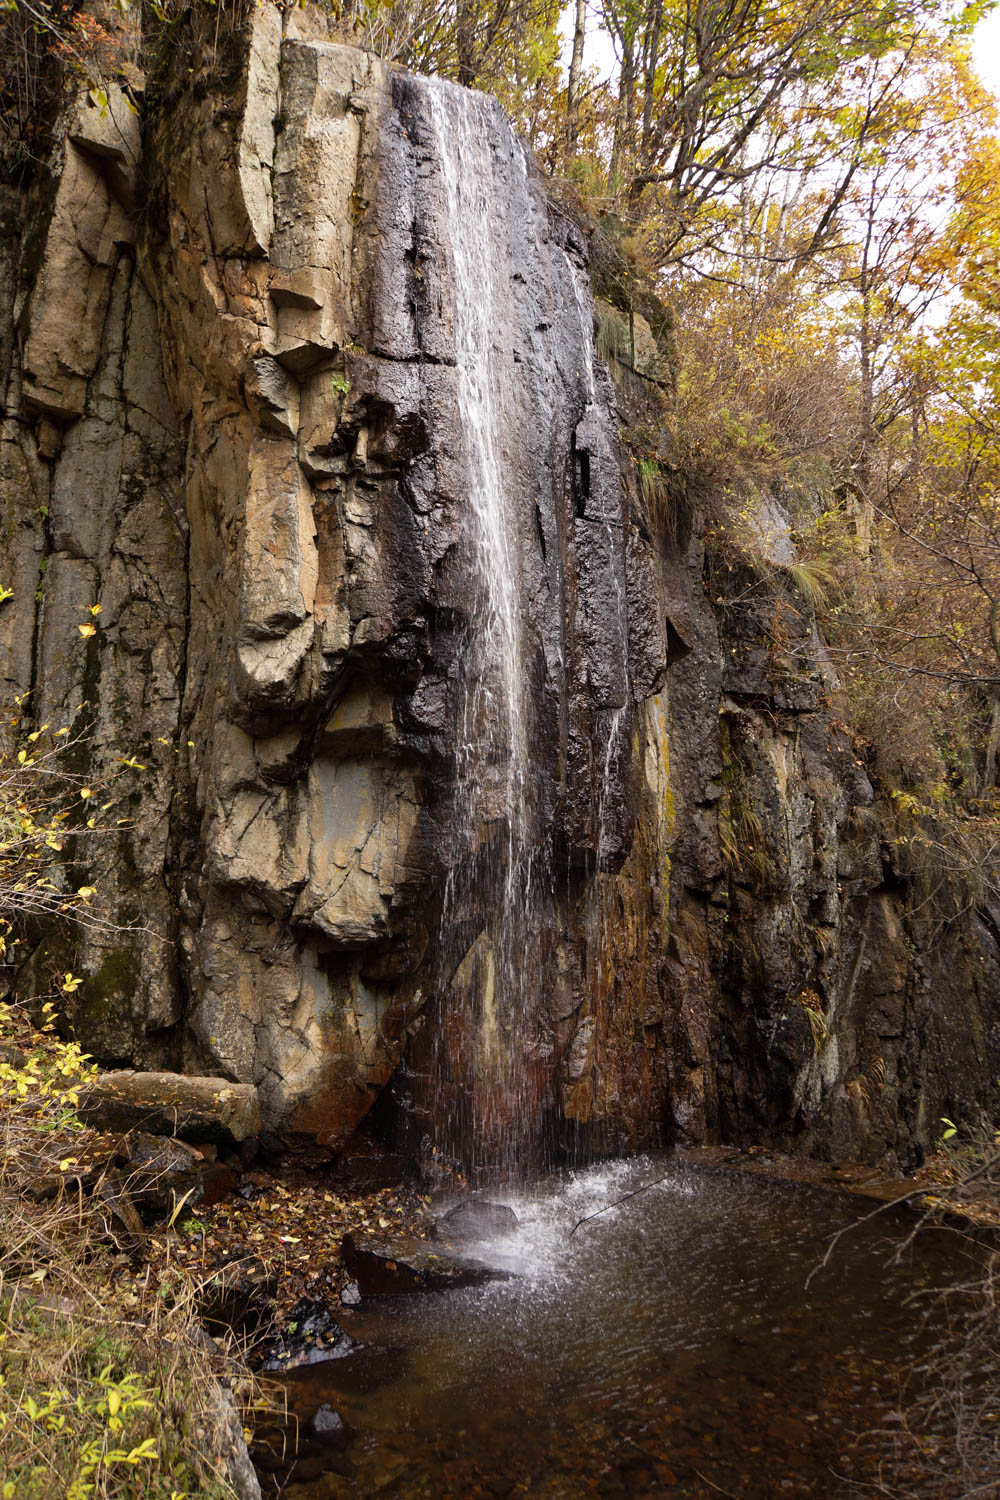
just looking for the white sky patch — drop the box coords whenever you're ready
[972,9,1000,95]
[563,4,1000,99]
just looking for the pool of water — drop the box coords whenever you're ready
[265,1158,987,1498]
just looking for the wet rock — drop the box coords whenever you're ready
[262,1298,359,1371]
[433,1200,519,1241]
[341,1230,509,1294]
[308,1403,349,1445]
[78,1073,262,1146]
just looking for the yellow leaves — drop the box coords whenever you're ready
[117,755,146,771]
[79,787,93,799]
[77,603,102,639]
[76,886,97,900]
[61,973,83,993]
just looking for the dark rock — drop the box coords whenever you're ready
[341,1230,509,1295]
[433,1200,519,1241]
[122,1132,205,1218]
[196,1255,277,1338]
[308,1404,348,1445]
[262,1298,359,1371]
[200,1160,238,1206]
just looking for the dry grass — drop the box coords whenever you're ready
[0,1002,257,1500]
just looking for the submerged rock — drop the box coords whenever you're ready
[434,1200,519,1241]
[308,1404,349,1445]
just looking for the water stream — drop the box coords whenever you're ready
[418,79,636,1175]
[272,1160,987,1498]
[423,79,537,1171]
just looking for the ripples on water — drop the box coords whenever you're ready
[275,1159,986,1499]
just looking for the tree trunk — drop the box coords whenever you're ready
[566,0,587,151]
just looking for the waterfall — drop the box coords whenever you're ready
[406,79,635,1178]
[424,81,535,1172]
[426,85,527,837]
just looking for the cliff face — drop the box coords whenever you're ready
[1,3,997,1170]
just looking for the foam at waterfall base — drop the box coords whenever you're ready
[437,1156,696,1282]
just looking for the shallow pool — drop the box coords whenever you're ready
[267,1158,988,1498]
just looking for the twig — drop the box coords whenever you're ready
[694,1470,739,1498]
[804,1183,947,1289]
[569,1170,674,1236]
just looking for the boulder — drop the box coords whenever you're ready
[77,1072,262,1146]
[122,1132,205,1217]
[341,1230,509,1295]
[433,1200,519,1242]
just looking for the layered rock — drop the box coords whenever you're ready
[1,2,997,1171]
[1,6,668,1159]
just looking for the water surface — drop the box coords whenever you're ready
[275,1159,984,1498]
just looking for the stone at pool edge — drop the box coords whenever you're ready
[432,1199,520,1242]
[341,1230,512,1294]
[262,1297,359,1371]
[77,1070,262,1147]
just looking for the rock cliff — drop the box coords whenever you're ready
[1,1,997,1170]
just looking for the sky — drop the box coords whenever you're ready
[973,10,1000,95]
[575,7,1000,99]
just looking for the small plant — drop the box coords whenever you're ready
[0,1003,252,1500]
[796,987,828,1048]
[330,372,350,397]
[785,558,834,611]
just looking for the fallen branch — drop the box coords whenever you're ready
[569,1171,674,1237]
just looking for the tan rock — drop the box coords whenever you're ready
[79,1072,263,1144]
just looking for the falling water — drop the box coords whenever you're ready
[414,82,635,1176]
[424,82,536,1171]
